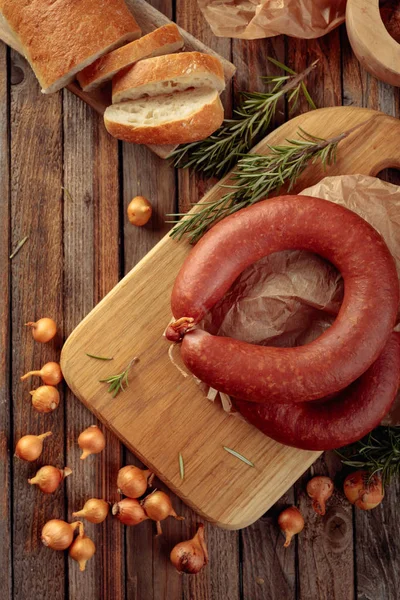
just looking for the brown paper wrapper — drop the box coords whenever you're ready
[198,175,400,424]
[197,0,347,40]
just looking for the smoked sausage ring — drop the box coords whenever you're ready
[169,196,399,404]
[234,333,400,451]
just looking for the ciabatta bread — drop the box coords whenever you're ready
[0,0,141,94]
[77,24,184,92]
[104,88,224,145]
[112,51,225,103]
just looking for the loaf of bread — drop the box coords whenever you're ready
[0,0,141,93]
[112,51,225,103]
[77,24,184,92]
[104,88,224,145]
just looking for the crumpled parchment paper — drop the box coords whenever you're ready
[197,0,347,40]
[198,175,400,424]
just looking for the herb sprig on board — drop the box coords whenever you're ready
[168,128,346,243]
[339,427,400,487]
[169,58,318,178]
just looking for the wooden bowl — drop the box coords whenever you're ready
[346,0,400,87]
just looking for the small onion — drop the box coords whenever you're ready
[30,385,60,413]
[78,425,105,460]
[25,318,57,343]
[306,476,334,516]
[41,519,82,551]
[15,431,52,461]
[21,362,63,385]
[117,465,154,498]
[112,498,149,526]
[142,490,184,535]
[127,196,152,227]
[28,465,72,494]
[69,530,96,572]
[278,506,304,548]
[72,498,110,524]
[343,471,384,510]
[170,524,209,574]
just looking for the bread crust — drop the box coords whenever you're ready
[112,51,225,103]
[104,91,224,145]
[77,24,184,92]
[1,0,141,93]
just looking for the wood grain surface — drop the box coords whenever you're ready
[2,2,400,600]
[346,0,400,87]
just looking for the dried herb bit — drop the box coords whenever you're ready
[223,446,254,467]
[86,353,114,361]
[178,452,185,480]
[338,427,400,487]
[169,58,318,178]
[99,357,139,398]
[10,235,29,260]
[169,128,346,244]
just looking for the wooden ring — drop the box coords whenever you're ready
[346,0,400,87]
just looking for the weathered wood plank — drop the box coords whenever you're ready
[10,50,65,600]
[62,93,122,599]
[0,41,12,600]
[341,23,400,600]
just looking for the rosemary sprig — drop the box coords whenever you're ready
[223,446,254,467]
[169,127,347,243]
[169,58,318,178]
[99,357,138,398]
[338,427,400,487]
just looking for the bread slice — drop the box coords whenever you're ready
[0,0,141,94]
[112,51,225,103]
[77,24,184,92]
[104,88,224,145]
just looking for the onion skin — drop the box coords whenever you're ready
[117,465,154,498]
[15,431,52,461]
[278,506,304,547]
[30,385,60,413]
[21,362,63,385]
[127,196,152,227]
[25,318,57,343]
[78,425,106,460]
[72,498,110,524]
[41,520,82,551]
[28,466,72,494]
[170,525,209,574]
[306,476,334,516]
[343,471,384,510]
[112,498,149,526]
[69,531,96,571]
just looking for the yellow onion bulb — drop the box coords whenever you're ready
[25,318,57,343]
[41,519,82,551]
[72,498,109,524]
[15,431,52,461]
[170,524,209,574]
[78,425,105,460]
[69,531,96,572]
[21,362,63,385]
[278,506,304,547]
[28,466,72,494]
[117,465,154,498]
[30,385,60,413]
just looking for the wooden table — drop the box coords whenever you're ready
[1,2,400,599]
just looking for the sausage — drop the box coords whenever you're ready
[169,196,399,403]
[233,333,400,451]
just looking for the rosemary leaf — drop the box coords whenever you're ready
[86,353,114,361]
[338,427,400,487]
[99,357,138,398]
[178,452,185,480]
[223,446,254,467]
[169,127,348,243]
[10,235,29,260]
[169,58,318,178]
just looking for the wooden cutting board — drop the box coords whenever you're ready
[61,106,400,529]
[0,0,235,159]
